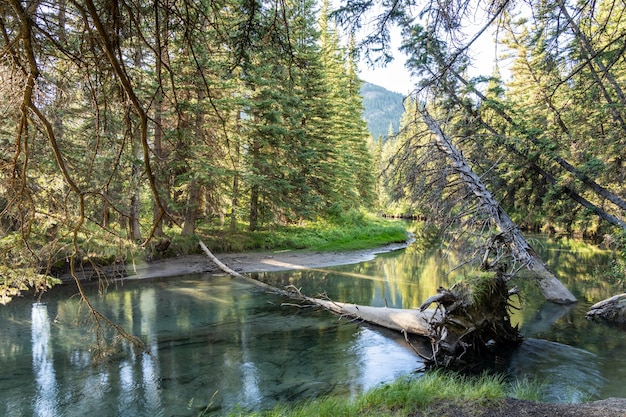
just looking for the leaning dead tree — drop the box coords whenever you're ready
[419,108,577,304]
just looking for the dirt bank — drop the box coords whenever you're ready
[61,242,410,282]
[419,397,626,416]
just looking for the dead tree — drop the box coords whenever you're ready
[419,108,577,304]
[200,241,522,370]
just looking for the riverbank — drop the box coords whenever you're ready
[410,397,626,416]
[59,241,411,282]
[234,370,626,417]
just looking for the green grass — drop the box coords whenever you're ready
[5,209,407,266]
[219,370,542,417]
[193,212,408,254]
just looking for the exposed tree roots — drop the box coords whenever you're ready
[419,272,523,370]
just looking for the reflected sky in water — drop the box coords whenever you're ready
[0,235,625,416]
[31,304,59,417]
[0,276,422,416]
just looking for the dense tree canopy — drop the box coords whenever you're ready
[0,0,374,302]
[356,0,626,269]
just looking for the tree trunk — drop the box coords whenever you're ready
[129,114,143,241]
[181,179,200,236]
[230,174,239,233]
[198,240,522,370]
[420,108,577,304]
[198,240,436,332]
[249,135,261,232]
[152,24,165,237]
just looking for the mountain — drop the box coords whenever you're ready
[360,82,405,140]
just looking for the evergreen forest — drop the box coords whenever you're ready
[0,0,381,301]
[3,0,626,302]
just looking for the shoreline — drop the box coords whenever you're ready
[59,241,411,282]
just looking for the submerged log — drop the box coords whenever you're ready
[200,240,436,337]
[286,287,439,337]
[586,293,626,325]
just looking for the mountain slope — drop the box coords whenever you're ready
[360,82,405,140]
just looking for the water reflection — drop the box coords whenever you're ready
[509,338,606,403]
[258,244,461,310]
[31,304,59,417]
[0,235,624,416]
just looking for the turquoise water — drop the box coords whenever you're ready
[0,236,624,416]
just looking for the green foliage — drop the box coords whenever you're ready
[597,231,626,286]
[0,266,60,305]
[507,378,547,403]
[455,272,502,306]
[196,213,407,253]
[375,0,626,240]
[0,0,384,296]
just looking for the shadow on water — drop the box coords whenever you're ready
[1,235,625,416]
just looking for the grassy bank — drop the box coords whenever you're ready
[1,211,407,297]
[215,371,542,417]
[168,212,408,256]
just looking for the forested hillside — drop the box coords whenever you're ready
[360,83,405,140]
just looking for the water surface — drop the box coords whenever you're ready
[0,235,624,416]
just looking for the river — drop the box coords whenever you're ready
[0,235,624,416]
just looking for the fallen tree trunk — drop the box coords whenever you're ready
[288,287,439,336]
[199,241,522,369]
[420,108,577,305]
[199,240,436,336]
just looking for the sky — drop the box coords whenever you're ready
[357,25,505,95]
[359,54,414,95]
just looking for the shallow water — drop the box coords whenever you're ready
[0,236,624,416]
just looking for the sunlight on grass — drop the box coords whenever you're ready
[223,370,542,417]
[196,212,407,253]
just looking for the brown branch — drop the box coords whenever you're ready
[82,0,169,244]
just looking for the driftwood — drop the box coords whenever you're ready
[199,241,522,369]
[586,293,626,325]
[199,241,436,337]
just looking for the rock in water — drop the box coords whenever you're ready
[586,293,626,324]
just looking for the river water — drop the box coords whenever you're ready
[1,236,624,416]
